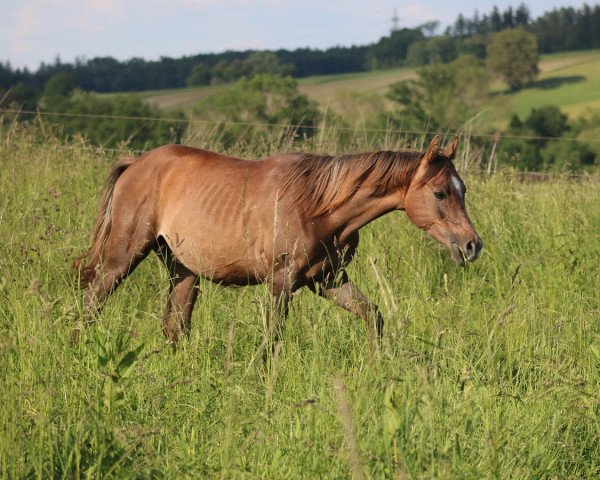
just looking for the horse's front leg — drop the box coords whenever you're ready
[311,270,384,337]
[261,272,294,364]
[262,287,290,363]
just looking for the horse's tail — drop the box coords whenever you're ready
[73,155,137,288]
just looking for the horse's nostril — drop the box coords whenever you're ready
[464,238,482,261]
[466,240,476,254]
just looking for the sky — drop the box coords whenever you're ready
[1,0,595,70]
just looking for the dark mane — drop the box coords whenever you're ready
[279,149,451,217]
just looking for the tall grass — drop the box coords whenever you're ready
[1,124,599,478]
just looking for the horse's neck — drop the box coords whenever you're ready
[326,184,405,243]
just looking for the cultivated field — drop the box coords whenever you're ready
[1,127,599,478]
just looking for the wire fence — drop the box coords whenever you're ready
[1,107,599,180]
[2,107,600,145]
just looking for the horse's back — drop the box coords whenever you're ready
[139,144,249,171]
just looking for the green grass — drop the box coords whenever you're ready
[500,49,600,119]
[136,84,230,112]
[1,126,600,478]
[296,67,416,109]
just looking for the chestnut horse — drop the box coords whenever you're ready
[75,136,482,347]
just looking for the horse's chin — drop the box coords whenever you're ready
[450,242,466,267]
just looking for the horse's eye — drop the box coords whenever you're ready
[434,191,446,200]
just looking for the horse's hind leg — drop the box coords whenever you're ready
[158,242,200,345]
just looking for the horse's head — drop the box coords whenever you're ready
[404,136,483,266]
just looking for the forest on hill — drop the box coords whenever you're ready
[1,3,600,93]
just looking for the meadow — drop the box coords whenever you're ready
[139,49,600,124]
[1,125,599,479]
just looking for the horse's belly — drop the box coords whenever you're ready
[161,231,270,284]
[155,181,303,285]
[156,203,281,284]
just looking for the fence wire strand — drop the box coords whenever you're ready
[2,108,600,145]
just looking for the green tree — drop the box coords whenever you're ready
[496,137,541,170]
[497,106,593,171]
[406,36,458,66]
[573,111,600,166]
[0,61,16,89]
[210,60,228,84]
[3,82,38,110]
[487,28,539,90]
[210,52,293,85]
[41,83,184,149]
[541,139,595,171]
[244,51,293,77]
[43,71,77,109]
[525,105,568,138]
[0,82,39,124]
[366,28,425,69]
[43,72,76,98]
[187,63,212,86]
[386,54,490,131]
[193,74,320,145]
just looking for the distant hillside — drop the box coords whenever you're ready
[140,49,600,126]
[138,67,418,114]
[505,49,600,117]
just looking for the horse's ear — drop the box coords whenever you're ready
[442,136,459,160]
[422,135,440,165]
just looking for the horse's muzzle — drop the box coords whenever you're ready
[451,237,483,266]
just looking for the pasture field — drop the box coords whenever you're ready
[505,49,600,118]
[137,84,230,112]
[137,67,417,115]
[138,49,600,124]
[1,127,600,478]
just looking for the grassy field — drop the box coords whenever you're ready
[501,49,600,118]
[139,49,600,126]
[137,67,417,115]
[138,84,230,112]
[1,127,600,478]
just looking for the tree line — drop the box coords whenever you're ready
[0,46,368,94]
[449,3,600,52]
[366,3,600,68]
[1,3,600,94]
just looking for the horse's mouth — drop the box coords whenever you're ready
[450,242,466,267]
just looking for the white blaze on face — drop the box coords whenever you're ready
[451,173,463,200]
